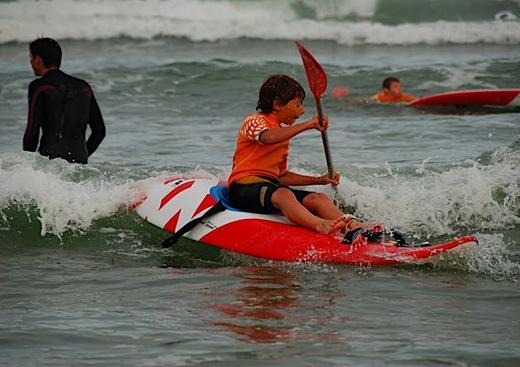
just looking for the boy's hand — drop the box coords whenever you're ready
[307,113,329,131]
[317,171,341,186]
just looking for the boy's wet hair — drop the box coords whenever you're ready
[29,37,62,68]
[382,76,400,90]
[256,74,306,114]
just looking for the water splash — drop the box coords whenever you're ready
[335,145,520,238]
[465,233,520,279]
[0,153,138,236]
[0,153,224,237]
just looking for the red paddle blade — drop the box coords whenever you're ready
[295,40,327,100]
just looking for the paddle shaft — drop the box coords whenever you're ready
[315,98,335,179]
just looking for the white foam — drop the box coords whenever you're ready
[0,153,223,237]
[0,153,138,236]
[335,145,520,238]
[2,146,519,247]
[466,233,520,278]
[418,62,498,91]
[300,0,377,19]
[1,0,519,45]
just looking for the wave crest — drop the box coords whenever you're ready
[1,0,519,45]
[339,143,520,237]
[0,153,138,236]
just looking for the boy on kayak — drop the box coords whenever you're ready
[228,74,363,235]
[369,76,417,103]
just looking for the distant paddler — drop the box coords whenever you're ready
[331,76,418,104]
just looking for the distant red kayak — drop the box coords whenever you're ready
[134,178,478,266]
[410,89,520,107]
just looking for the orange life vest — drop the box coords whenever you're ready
[376,91,416,103]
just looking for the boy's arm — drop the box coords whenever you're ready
[280,170,340,187]
[366,93,379,103]
[260,114,328,145]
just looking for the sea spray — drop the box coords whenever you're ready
[0,153,225,237]
[467,233,520,279]
[0,153,138,236]
[334,145,520,237]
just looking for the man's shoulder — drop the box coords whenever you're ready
[63,72,91,89]
[29,70,91,90]
[28,77,44,89]
[28,76,55,96]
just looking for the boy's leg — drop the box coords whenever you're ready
[271,188,345,234]
[301,192,343,220]
[301,192,365,231]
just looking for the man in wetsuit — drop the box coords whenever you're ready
[23,38,106,164]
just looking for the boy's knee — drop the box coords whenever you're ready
[303,192,330,207]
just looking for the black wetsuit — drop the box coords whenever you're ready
[23,69,106,164]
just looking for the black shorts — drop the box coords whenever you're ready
[229,178,312,214]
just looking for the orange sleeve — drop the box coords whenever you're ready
[239,115,269,143]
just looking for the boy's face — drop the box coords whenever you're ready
[387,81,402,97]
[275,97,305,125]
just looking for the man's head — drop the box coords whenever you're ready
[29,38,62,76]
[256,74,306,116]
[382,76,402,97]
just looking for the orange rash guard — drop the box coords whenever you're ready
[228,113,289,185]
[375,91,417,103]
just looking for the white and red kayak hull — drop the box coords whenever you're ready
[134,178,478,265]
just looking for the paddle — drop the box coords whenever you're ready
[295,40,346,209]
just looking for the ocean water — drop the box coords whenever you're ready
[1,0,520,366]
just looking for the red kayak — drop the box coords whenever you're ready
[410,89,520,107]
[134,178,478,265]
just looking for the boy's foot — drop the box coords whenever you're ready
[315,217,348,235]
[342,223,385,244]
